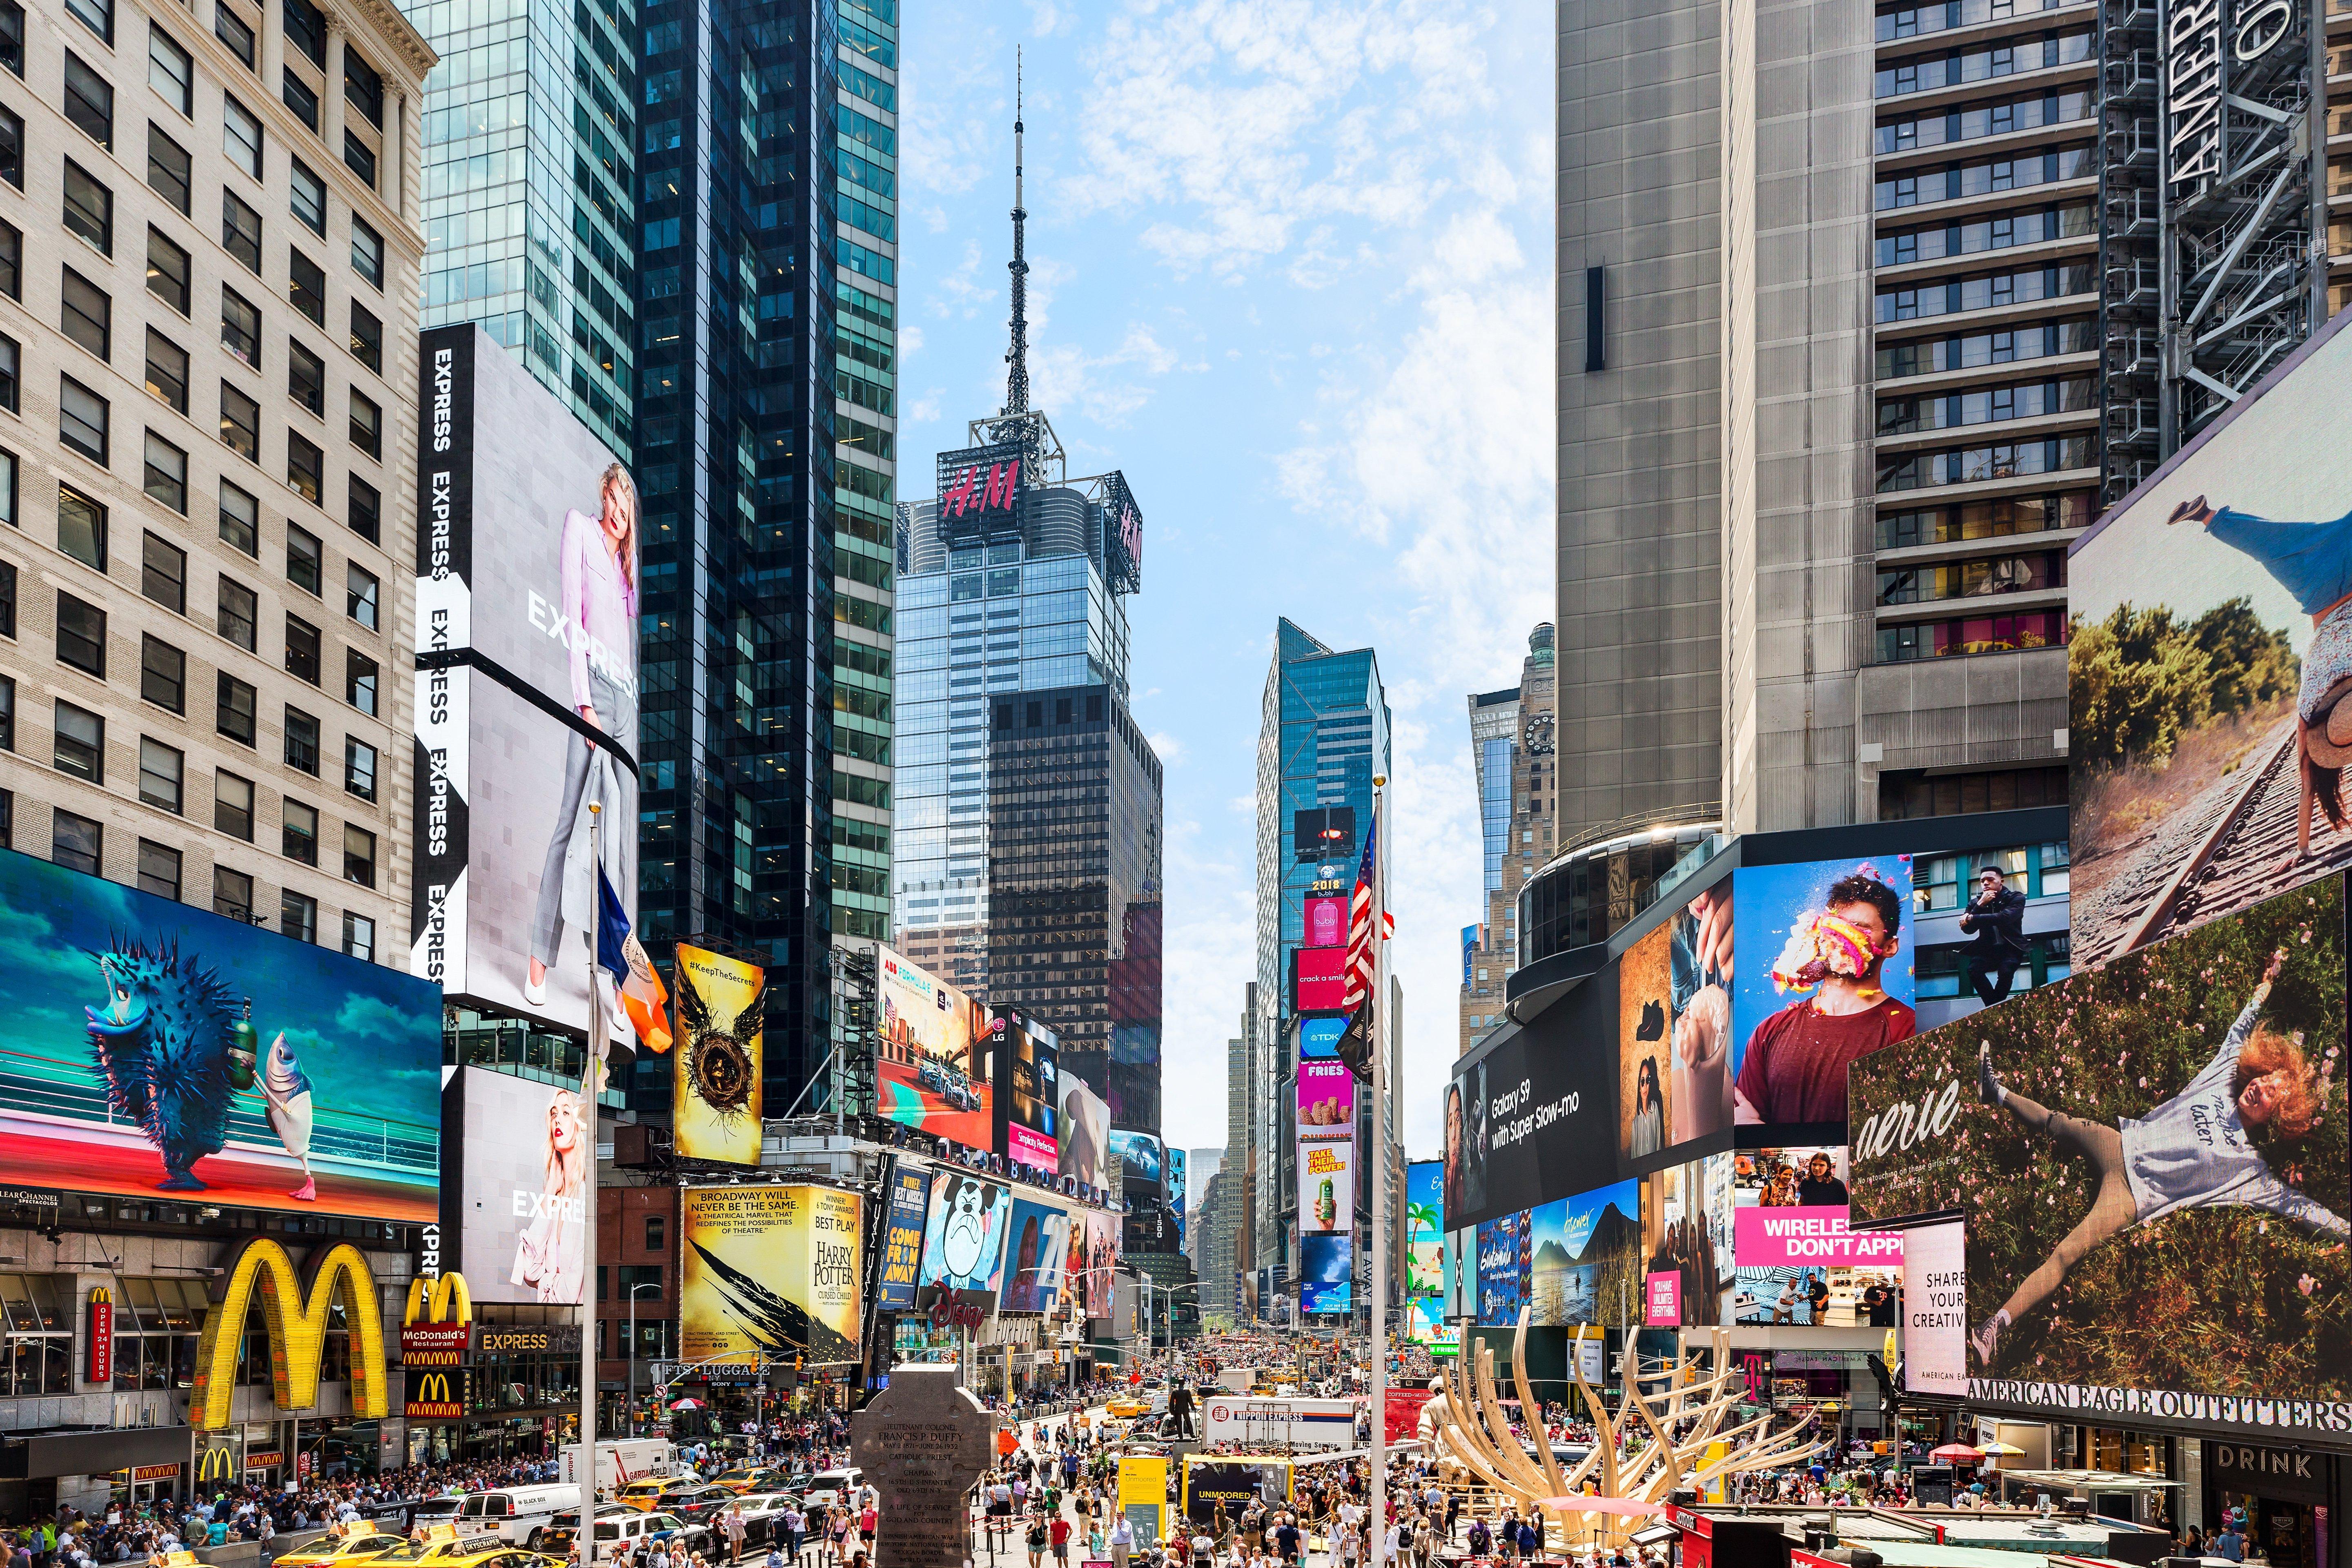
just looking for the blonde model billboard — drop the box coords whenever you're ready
[682,1185,863,1365]
[673,944,765,1164]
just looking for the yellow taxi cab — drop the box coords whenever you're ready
[1105,1398,1151,1420]
[267,1529,412,1568]
[705,1468,786,1496]
[365,1539,560,1568]
[615,1479,672,1512]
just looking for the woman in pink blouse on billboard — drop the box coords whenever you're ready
[524,462,639,1018]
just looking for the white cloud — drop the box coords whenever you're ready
[1147,730,1186,766]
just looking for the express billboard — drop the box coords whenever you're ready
[874,946,991,1147]
[2068,312,2352,969]
[673,944,764,1165]
[410,325,639,1038]
[1849,875,2350,1428]
[0,848,439,1220]
[680,1184,863,1365]
[987,1008,1058,1170]
[1443,972,1619,1231]
[447,1067,586,1303]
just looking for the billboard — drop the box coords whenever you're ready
[452,1068,586,1303]
[874,946,991,1148]
[1296,1059,1355,1132]
[1298,1137,1356,1234]
[1730,1146,1900,1270]
[672,944,764,1165]
[1664,880,1735,1146]
[0,848,439,1220]
[1443,973,1619,1231]
[987,1009,1058,1170]
[1298,1016,1345,1060]
[1619,919,1674,1164]
[1168,1147,1188,1254]
[1731,857,1915,1135]
[1300,1234,1352,1315]
[873,1162,930,1312]
[1477,1210,1526,1324]
[1639,1150,1735,1327]
[1850,875,2350,1422]
[1405,1160,1444,1302]
[1057,1076,1109,1192]
[410,325,639,1038]
[1002,1197,1071,1312]
[1521,1180,1642,1327]
[1075,1209,1120,1319]
[935,441,1026,539]
[2068,314,2352,968]
[1111,1130,1165,1187]
[1306,896,1348,949]
[1292,947,1347,1012]
[917,1168,1011,1296]
[680,1185,863,1365]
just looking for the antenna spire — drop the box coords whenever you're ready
[1004,49,1030,416]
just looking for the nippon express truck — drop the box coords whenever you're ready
[1198,1397,1357,1452]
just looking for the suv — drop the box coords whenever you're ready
[651,1487,736,1527]
[799,1470,864,1512]
[540,1508,707,1561]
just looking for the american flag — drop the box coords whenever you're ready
[1341,814,1388,1011]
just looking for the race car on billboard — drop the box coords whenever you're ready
[919,1056,982,1112]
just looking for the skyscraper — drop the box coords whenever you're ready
[1250,620,1390,1301]
[407,0,637,458]
[1458,624,1554,1054]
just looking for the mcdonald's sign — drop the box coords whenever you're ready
[401,1273,473,1366]
[188,1239,388,1431]
[405,1369,464,1420]
[195,1446,238,1485]
[85,1288,113,1383]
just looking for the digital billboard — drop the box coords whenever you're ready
[2068,312,2352,969]
[673,944,764,1165]
[1665,880,1735,1146]
[1730,1146,1900,1271]
[1057,1076,1110,1192]
[987,1009,1058,1170]
[1405,1161,1448,1346]
[1111,1129,1165,1187]
[1301,1234,1352,1315]
[410,324,640,1039]
[1298,1016,1345,1060]
[1850,875,2350,1429]
[680,1185,863,1365]
[1444,973,1619,1231]
[1076,1209,1120,1319]
[1305,896,1348,948]
[449,1068,586,1303]
[1520,1180,1641,1327]
[935,441,1026,539]
[1731,856,1915,1135]
[917,1168,1011,1297]
[1298,1137,1355,1234]
[1619,919,1674,1164]
[1296,1059,1355,1131]
[0,849,439,1220]
[873,1162,930,1312]
[1477,1210,1526,1324]
[1168,1148,1188,1254]
[1639,1151,1734,1327]
[874,946,991,1147]
[1002,1197,1071,1312]
[1292,947,1347,1012]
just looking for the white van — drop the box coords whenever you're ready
[457,1484,583,1548]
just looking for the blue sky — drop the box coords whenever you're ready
[898,0,1555,1160]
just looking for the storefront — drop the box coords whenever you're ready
[2202,1440,2336,1568]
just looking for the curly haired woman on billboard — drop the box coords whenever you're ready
[1971,948,2346,1363]
[525,462,639,1023]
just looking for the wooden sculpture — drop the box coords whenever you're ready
[1417,1309,1834,1549]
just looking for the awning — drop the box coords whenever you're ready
[2000,1468,2183,1492]
[0,1427,191,1480]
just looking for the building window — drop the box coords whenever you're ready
[0,0,20,74]
[223,94,262,176]
[0,675,12,748]
[287,523,322,595]
[53,700,103,780]
[64,0,109,44]
[344,48,381,124]
[139,635,185,713]
[285,615,320,683]
[137,739,183,814]
[348,474,379,543]
[341,910,373,961]
[145,330,190,414]
[221,190,261,272]
[280,889,316,943]
[284,705,318,774]
[1878,765,2069,820]
[349,391,380,458]
[143,432,187,513]
[349,303,381,374]
[214,1,253,64]
[214,771,254,840]
[0,561,12,636]
[220,285,261,365]
[220,382,260,460]
[350,218,381,289]
[645,1215,665,1252]
[59,376,110,463]
[283,0,323,64]
[57,487,107,570]
[343,130,374,189]
[289,339,325,415]
[345,649,377,715]
[60,268,111,359]
[289,155,325,232]
[0,108,20,188]
[217,577,258,651]
[51,810,102,875]
[346,562,377,629]
[281,69,318,133]
[147,227,191,312]
[342,823,373,887]
[281,797,317,864]
[214,863,254,920]
[63,53,114,150]
[0,334,14,413]
[63,161,112,254]
[146,127,193,215]
[288,250,325,325]
[287,431,322,503]
[149,23,193,113]
[0,220,17,297]
[55,592,105,675]
[219,481,258,555]
[142,532,187,613]
[216,670,256,745]
[343,735,376,801]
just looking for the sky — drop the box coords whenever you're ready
[896,0,1556,1163]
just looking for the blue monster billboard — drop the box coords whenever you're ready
[0,850,441,1218]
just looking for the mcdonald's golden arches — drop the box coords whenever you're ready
[400,1273,473,1366]
[188,1239,387,1430]
[404,1370,463,1419]
[85,1287,114,1384]
[195,1446,237,1485]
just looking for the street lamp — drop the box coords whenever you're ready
[628,1282,662,1437]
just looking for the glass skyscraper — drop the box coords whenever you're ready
[406,0,637,456]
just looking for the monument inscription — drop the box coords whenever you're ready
[849,1365,995,1564]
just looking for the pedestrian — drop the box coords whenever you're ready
[1025,1515,1048,1568]
[1049,1514,1071,1567]
[1109,1515,1134,1568]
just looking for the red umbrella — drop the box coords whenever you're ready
[1930,1443,1985,1462]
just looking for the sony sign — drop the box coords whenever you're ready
[2167,0,2297,192]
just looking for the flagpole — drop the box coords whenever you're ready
[580,802,604,1558]
[1368,775,1388,1563]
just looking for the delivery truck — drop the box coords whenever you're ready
[1198,1396,1359,1453]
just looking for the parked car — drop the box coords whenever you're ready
[650,1485,738,1527]
[535,1508,708,1561]
[797,1470,863,1512]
